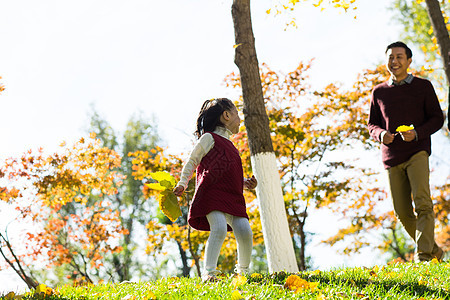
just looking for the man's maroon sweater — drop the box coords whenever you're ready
[368,76,444,169]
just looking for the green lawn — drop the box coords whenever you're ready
[3,260,450,299]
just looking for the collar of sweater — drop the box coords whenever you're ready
[388,73,414,86]
[213,126,232,140]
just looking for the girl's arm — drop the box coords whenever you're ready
[174,133,214,196]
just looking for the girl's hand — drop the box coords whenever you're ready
[173,185,185,196]
[244,175,257,190]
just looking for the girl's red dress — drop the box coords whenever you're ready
[188,132,248,231]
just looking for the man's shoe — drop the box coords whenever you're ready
[432,247,444,261]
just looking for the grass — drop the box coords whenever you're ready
[2,260,450,299]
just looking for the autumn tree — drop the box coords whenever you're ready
[230,0,361,272]
[231,0,298,273]
[0,135,127,286]
[225,60,383,269]
[84,110,161,281]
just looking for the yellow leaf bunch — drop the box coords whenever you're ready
[284,274,319,293]
[146,171,181,222]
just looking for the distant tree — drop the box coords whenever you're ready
[85,110,161,281]
[230,0,361,272]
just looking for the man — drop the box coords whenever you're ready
[368,41,444,262]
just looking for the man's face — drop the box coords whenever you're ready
[386,47,412,81]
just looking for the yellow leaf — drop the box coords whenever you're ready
[4,292,15,300]
[146,291,157,300]
[35,284,53,295]
[233,43,242,49]
[150,171,176,188]
[266,9,271,14]
[309,281,319,292]
[145,182,166,191]
[231,274,247,288]
[159,191,181,222]
[396,124,414,132]
[231,290,244,300]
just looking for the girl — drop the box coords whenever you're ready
[173,98,257,282]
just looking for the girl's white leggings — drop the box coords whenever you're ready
[204,210,253,276]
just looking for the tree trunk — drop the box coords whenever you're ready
[423,0,450,129]
[424,0,450,84]
[231,0,298,273]
[176,240,191,277]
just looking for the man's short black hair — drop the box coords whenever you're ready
[386,41,413,59]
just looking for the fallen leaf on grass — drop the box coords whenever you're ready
[4,292,15,300]
[284,275,319,293]
[316,293,326,300]
[231,275,247,288]
[231,290,245,300]
[353,292,368,298]
[36,284,53,295]
[145,291,157,300]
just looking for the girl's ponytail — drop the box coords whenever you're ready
[195,98,233,138]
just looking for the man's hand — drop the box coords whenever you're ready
[244,175,257,190]
[382,131,395,144]
[399,129,416,142]
[173,185,185,196]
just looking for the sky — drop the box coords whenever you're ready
[1,0,447,293]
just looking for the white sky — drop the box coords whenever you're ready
[1,0,445,294]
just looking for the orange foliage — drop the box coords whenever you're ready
[0,135,126,283]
